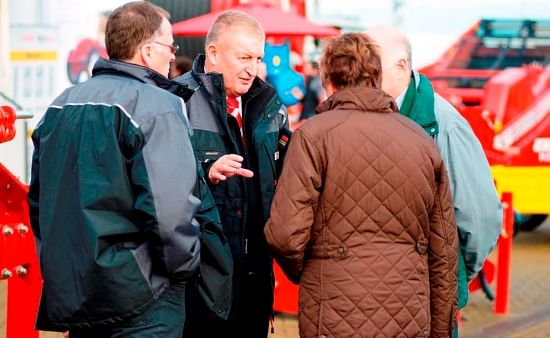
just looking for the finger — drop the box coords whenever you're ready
[222,154,244,163]
[217,164,239,176]
[223,160,242,169]
[209,169,227,182]
[210,172,227,181]
[235,168,254,178]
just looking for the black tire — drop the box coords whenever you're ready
[517,214,548,232]
[151,0,211,58]
[66,61,79,85]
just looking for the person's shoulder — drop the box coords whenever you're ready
[118,80,184,122]
[139,80,182,103]
[174,71,199,90]
[297,109,348,139]
[434,93,471,130]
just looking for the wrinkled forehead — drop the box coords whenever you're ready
[220,27,265,55]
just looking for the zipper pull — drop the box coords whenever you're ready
[245,238,248,254]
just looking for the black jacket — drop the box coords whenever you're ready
[29,59,200,330]
[175,54,291,319]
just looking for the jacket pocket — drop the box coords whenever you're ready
[195,149,225,163]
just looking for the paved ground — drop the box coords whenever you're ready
[2,220,550,338]
[460,220,550,338]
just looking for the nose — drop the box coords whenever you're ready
[245,61,258,77]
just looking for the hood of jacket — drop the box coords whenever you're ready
[93,58,194,101]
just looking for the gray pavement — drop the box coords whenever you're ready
[461,220,550,338]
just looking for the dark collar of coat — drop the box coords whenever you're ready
[92,58,194,101]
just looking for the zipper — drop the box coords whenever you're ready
[263,143,276,175]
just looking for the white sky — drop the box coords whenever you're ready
[314,0,550,67]
[76,0,550,67]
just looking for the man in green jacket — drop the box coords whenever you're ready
[366,26,502,337]
[28,2,200,337]
[175,10,290,338]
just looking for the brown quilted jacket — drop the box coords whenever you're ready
[265,87,458,338]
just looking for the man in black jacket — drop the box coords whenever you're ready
[28,2,200,337]
[175,10,290,338]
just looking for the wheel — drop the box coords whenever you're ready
[66,62,79,85]
[516,214,547,232]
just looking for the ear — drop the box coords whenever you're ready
[206,43,218,65]
[395,58,409,80]
[140,43,153,68]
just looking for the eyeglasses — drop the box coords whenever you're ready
[153,41,180,54]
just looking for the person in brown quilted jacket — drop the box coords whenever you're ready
[264,33,458,338]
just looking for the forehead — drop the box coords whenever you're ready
[220,27,265,55]
[156,17,173,39]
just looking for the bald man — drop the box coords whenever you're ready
[366,25,502,336]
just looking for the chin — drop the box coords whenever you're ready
[240,85,253,95]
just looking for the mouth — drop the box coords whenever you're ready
[240,77,253,84]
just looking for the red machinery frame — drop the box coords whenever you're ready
[1,106,42,338]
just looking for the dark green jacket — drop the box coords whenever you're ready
[175,54,290,319]
[28,58,200,331]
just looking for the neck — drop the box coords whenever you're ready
[394,72,412,99]
[126,55,146,68]
[204,58,213,73]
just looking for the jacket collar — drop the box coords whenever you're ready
[92,58,194,101]
[399,70,438,136]
[317,87,398,115]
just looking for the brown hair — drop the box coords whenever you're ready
[105,1,170,61]
[320,33,382,90]
[205,10,265,50]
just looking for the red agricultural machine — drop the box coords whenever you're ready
[421,18,550,232]
[0,105,42,338]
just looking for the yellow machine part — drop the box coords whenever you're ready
[492,165,550,214]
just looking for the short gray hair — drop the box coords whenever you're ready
[402,35,413,70]
[205,10,265,50]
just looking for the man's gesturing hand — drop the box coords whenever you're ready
[208,154,254,184]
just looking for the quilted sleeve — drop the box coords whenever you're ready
[264,129,323,284]
[428,159,458,337]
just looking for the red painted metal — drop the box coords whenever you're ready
[0,105,16,143]
[421,20,550,168]
[494,192,514,315]
[273,261,298,314]
[469,259,495,293]
[1,105,42,337]
[428,64,550,166]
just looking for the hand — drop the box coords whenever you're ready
[208,154,254,184]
